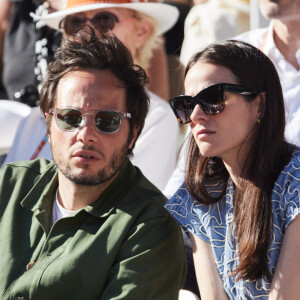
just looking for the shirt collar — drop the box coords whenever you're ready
[21,161,58,213]
[83,158,136,218]
[261,20,277,56]
[263,21,300,69]
[20,158,136,220]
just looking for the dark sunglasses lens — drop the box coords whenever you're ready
[93,13,117,32]
[171,97,195,124]
[196,87,224,115]
[95,111,121,133]
[63,16,84,35]
[56,109,82,130]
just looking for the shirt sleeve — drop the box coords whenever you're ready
[277,154,300,230]
[268,149,300,240]
[165,183,210,243]
[100,214,187,300]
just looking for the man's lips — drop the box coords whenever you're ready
[72,150,102,160]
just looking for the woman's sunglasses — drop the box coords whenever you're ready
[49,107,131,134]
[169,83,257,124]
[59,12,135,35]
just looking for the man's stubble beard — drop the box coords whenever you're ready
[52,142,130,186]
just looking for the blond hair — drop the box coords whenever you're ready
[134,10,162,69]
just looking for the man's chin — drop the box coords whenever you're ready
[65,174,107,186]
[64,168,120,186]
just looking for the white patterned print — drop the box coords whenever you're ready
[165,148,300,299]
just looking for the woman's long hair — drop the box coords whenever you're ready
[185,40,293,281]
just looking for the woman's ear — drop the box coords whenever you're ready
[258,91,266,119]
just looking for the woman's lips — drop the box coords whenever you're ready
[196,129,215,139]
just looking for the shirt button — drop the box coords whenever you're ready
[26,262,35,271]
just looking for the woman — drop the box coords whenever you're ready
[166,40,300,299]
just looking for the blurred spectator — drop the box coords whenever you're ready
[0,101,31,163]
[164,0,192,98]
[236,0,300,146]
[180,0,250,66]
[0,0,65,105]
[0,1,66,157]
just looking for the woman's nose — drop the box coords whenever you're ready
[190,104,208,123]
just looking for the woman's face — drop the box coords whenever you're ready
[186,62,261,166]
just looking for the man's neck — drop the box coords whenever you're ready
[273,19,300,70]
[57,173,115,211]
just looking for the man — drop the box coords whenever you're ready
[0,28,186,299]
[236,0,300,147]
[4,0,181,191]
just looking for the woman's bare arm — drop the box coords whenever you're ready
[190,233,229,300]
[269,214,300,300]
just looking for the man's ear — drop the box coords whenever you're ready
[44,113,51,142]
[128,126,140,150]
[135,19,152,49]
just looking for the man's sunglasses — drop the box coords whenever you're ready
[49,107,131,134]
[169,83,257,124]
[59,12,135,35]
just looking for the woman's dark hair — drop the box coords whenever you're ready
[40,26,149,155]
[184,40,293,281]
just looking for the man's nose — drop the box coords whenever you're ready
[76,116,98,143]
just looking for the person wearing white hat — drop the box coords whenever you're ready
[32,0,178,68]
[5,0,182,192]
[180,0,250,66]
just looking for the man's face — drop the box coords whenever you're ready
[259,0,300,20]
[69,8,143,60]
[48,69,137,186]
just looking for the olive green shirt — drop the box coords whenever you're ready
[0,158,186,300]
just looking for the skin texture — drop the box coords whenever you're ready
[186,61,261,183]
[47,69,138,210]
[189,233,229,300]
[269,213,300,300]
[259,0,300,20]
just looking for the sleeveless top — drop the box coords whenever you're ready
[166,148,300,299]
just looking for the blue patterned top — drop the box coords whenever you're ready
[165,148,300,299]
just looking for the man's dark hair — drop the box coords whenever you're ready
[40,26,149,154]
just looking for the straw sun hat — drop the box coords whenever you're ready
[31,0,180,36]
